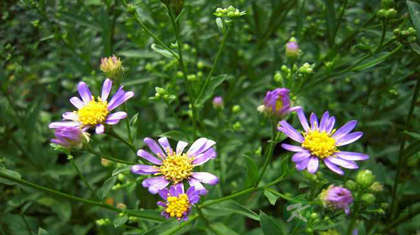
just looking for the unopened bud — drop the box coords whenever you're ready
[232,105,241,113]
[356,170,375,188]
[274,72,283,83]
[285,38,300,59]
[345,180,357,191]
[361,193,376,205]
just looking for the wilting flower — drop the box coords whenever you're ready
[212,96,224,109]
[261,88,299,118]
[157,184,200,221]
[51,79,134,134]
[279,109,369,175]
[49,125,90,149]
[100,55,124,81]
[320,185,353,214]
[131,137,218,195]
[285,38,300,59]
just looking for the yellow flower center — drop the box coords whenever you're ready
[158,153,194,184]
[165,194,190,218]
[302,131,338,158]
[76,97,109,126]
[275,99,283,111]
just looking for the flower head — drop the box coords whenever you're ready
[49,124,90,149]
[212,96,224,109]
[279,109,369,175]
[51,79,134,134]
[320,185,353,214]
[157,184,200,221]
[131,137,218,195]
[100,55,124,81]
[262,88,299,118]
[285,38,300,59]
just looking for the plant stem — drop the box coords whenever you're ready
[255,120,279,187]
[107,129,137,154]
[161,215,198,235]
[123,103,133,144]
[375,20,387,53]
[382,205,420,232]
[0,171,164,221]
[69,158,98,199]
[85,147,137,165]
[165,100,183,129]
[390,76,420,218]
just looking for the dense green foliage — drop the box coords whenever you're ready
[1,0,420,234]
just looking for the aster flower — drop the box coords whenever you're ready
[131,137,218,195]
[48,124,90,149]
[320,185,353,214]
[157,184,200,221]
[279,109,369,175]
[51,79,134,134]
[261,88,300,118]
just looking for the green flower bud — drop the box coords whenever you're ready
[233,121,241,130]
[408,27,417,35]
[377,9,386,18]
[408,36,417,42]
[385,8,397,18]
[285,38,300,59]
[176,71,183,78]
[197,71,203,78]
[281,65,289,73]
[274,72,283,83]
[380,202,388,209]
[187,74,197,81]
[311,212,318,219]
[345,180,357,191]
[232,105,241,113]
[393,28,401,36]
[197,61,204,69]
[361,193,376,205]
[369,182,384,193]
[127,4,136,14]
[356,170,375,188]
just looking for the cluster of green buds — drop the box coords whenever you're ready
[150,87,176,101]
[393,27,417,43]
[377,0,397,20]
[298,63,315,76]
[214,6,246,18]
[95,218,111,226]
[351,170,384,206]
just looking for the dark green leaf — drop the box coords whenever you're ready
[112,166,132,176]
[324,0,336,46]
[195,75,227,106]
[259,211,284,235]
[98,176,117,199]
[151,43,178,59]
[403,140,420,159]
[210,223,240,235]
[0,168,21,185]
[264,189,280,206]
[244,155,259,187]
[114,214,128,228]
[407,1,420,39]
[204,200,260,221]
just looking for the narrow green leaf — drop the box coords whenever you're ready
[0,168,21,185]
[259,211,284,235]
[38,228,50,235]
[324,0,336,46]
[210,223,240,235]
[244,155,259,187]
[159,130,189,141]
[403,131,420,140]
[114,214,128,228]
[195,74,227,106]
[112,166,132,176]
[351,52,392,71]
[407,1,420,39]
[264,189,280,205]
[403,140,420,159]
[215,18,224,34]
[98,176,117,199]
[118,50,160,59]
[204,200,260,221]
[410,42,420,55]
[151,43,178,59]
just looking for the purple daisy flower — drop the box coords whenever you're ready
[320,185,353,214]
[279,109,369,175]
[131,137,218,195]
[263,88,300,118]
[49,125,90,149]
[50,79,134,134]
[157,184,200,221]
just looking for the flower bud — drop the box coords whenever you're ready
[116,203,127,210]
[187,74,197,81]
[127,4,136,14]
[285,38,300,59]
[49,125,90,150]
[232,121,241,130]
[385,8,397,18]
[197,61,204,70]
[212,96,224,109]
[345,180,357,191]
[100,55,124,82]
[361,193,375,205]
[263,88,297,118]
[101,158,112,167]
[377,9,386,18]
[369,182,384,193]
[320,185,353,214]
[232,105,241,113]
[356,170,375,188]
[274,72,283,83]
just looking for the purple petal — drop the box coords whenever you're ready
[77,82,92,103]
[188,178,208,195]
[325,117,336,134]
[295,158,310,171]
[70,97,84,109]
[131,164,159,174]
[49,121,79,129]
[335,132,363,146]
[95,124,105,134]
[281,144,306,152]
[174,183,184,195]
[332,120,357,139]
[297,108,309,132]
[137,150,162,165]
[186,186,198,197]
[323,158,344,175]
[101,79,112,101]
[307,157,319,174]
[278,121,304,143]
[108,87,124,107]
[176,141,188,154]
[51,139,66,146]
[319,112,330,132]
[142,176,169,194]
[193,148,216,165]
[192,172,219,185]
[105,111,127,125]
[291,151,311,162]
[169,185,177,196]
[327,157,358,169]
[158,137,173,155]
[188,138,216,156]
[62,112,79,121]
[157,201,166,207]
[158,188,169,200]
[310,113,318,130]
[144,137,166,158]
[335,151,369,161]
[108,89,134,111]
[189,196,200,204]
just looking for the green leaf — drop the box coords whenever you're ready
[151,43,178,59]
[215,18,224,34]
[403,131,420,140]
[195,74,227,106]
[38,228,50,235]
[209,223,240,235]
[0,168,21,185]
[280,155,290,176]
[259,211,284,235]
[403,140,420,159]
[324,0,336,46]
[351,52,393,71]
[407,1,420,39]
[118,50,160,59]
[264,189,280,206]
[114,214,128,228]
[112,166,132,176]
[410,42,420,55]
[204,200,260,221]
[159,130,189,141]
[98,176,117,199]
[244,155,259,187]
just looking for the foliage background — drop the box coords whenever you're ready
[1,0,420,234]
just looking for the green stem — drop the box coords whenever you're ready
[375,20,387,53]
[165,100,183,129]
[107,129,137,154]
[255,120,279,187]
[0,171,164,221]
[85,147,137,165]
[346,188,362,235]
[69,158,98,199]
[161,215,198,235]
[382,205,420,232]
[123,103,133,144]
[390,76,420,218]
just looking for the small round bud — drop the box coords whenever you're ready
[361,193,376,205]
[385,8,397,18]
[356,170,376,188]
[369,182,384,193]
[232,121,241,130]
[408,36,417,42]
[393,28,401,36]
[100,55,124,82]
[197,61,204,70]
[285,37,300,59]
[345,180,357,191]
[408,27,416,35]
[274,72,283,83]
[311,213,318,219]
[127,4,136,14]
[197,71,203,78]
[377,9,386,18]
[232,105,241,113]
[187,74,197,81]
[176,71,183,78]
[281,65,289,73]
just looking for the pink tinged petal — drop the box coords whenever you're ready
[158,137,173,155]
[77,82,93,103]
[51,139,66,146]
[144,137,166,158]
[335,151,369,161]
[189,196,200,204]
[345,207,350,215]
[325,117,336,134]
[105,111,127,125]
[158,188,169,200]
[188,178,208,195]
[281,144,306,152]
[142,176,170,194]
[319,111,330,132]
[297,108,310,132]
[192,172,219,185]
[70,97,84,109]
[101,79,112,101]
[108,87,124,107]
[137,149,162,165]
[323,158,344,175]
[307,157,319,174]
[95,124,105,134]
[335,132,363,146]
[108,90,134,111]
[332,120,357,139]
[169,185,177,196]
[157,201,166,207]
[295,158,310,171]
[188,138,216,156]
[176,141,189,154]
[62,112,79,121]
[175,183,185,195]
[327,157,358,169]
[291,151,311,162]
[49,121,79,129]
[193,148,216,165]
[310,113,319,130]
[131,164,159,174]
[288,106,301,113]
[278,121,304,143]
